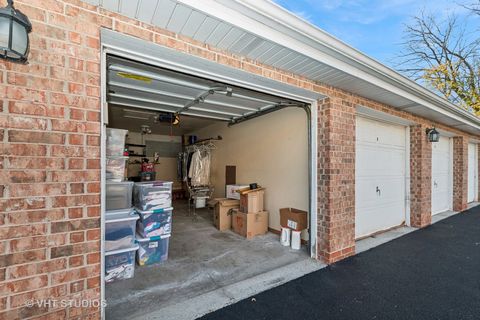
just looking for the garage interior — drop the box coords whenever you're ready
[103,56,311,319]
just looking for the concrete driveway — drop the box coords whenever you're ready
[200,206,480,320]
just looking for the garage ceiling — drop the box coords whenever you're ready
[108,104,220,135]
[107,56,304,123]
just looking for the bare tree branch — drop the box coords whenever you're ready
[396,8,480,114]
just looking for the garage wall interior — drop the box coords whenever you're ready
[191,107,309,239]
[0,1,480,319]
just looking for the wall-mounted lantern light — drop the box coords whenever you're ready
[426,127,440,142]
[0,0,32,63]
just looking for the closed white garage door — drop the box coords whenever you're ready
[355,117,406,239]
[468,143,477,203]
[431,136,452,215]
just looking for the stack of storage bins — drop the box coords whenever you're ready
[134,181,173,266]
[105,128,138,283]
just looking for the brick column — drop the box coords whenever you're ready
[409,125,432,227]
[317,97,355,264]
[453,136,468,211]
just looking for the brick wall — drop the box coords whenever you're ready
[409,125,432,227]
[317,97,356,263]
[0,0,479,318]
[453,136,468,211]
[0,0,104,319]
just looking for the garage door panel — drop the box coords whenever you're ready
[431,136,452,215]
[433,137,450,153]
[356,117,406,147]
[355,200,405,238]
[358,148,405,177]
[356,177,405,209]
[356,144,405,177]
[355,116,406,239]
[468,143,477,202]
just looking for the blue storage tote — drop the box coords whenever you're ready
[105,208,138,251]
[136,234,170,266]
[133,181,173,211]
[105,245,138,283]
[135,207,173,238]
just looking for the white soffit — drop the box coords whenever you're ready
[87,0,480,134]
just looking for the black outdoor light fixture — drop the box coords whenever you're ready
[426,127,440,142]
[0,0,32,63]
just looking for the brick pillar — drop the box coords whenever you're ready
[317,97,355,264]
[453,136,468,211]
[409,125,432,227]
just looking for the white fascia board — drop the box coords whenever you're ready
[177,0,480,132]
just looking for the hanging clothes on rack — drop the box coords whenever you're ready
[179,141,216,186]
[188,149,211,187]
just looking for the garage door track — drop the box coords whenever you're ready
[200,206,480,320]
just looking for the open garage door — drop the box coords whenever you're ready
[355,116,407,239]
[468,143,478,203]
[102,53,317,319]
[431,136,453,215]
[107,56,305,124]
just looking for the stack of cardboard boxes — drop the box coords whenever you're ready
[213,186,268,239]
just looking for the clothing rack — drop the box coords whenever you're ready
[188,135,222,146]
[178,137,220,220]
[184,141,217,152]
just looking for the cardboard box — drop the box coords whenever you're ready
[213,198,239,231]
[231,209,268,239]
[226,184,249,200]
[280,208,308,231]
[239,188,265,213]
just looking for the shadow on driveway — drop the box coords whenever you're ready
[200,206,480,320]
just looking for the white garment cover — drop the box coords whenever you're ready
[188,150,211,186]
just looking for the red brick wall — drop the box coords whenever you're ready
[410,125,432,227]
[0,0,104,319]
[0,0,479,318]
[317,97,356,263]
[453,136,468,211]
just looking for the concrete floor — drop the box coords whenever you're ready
[105,201,308,319]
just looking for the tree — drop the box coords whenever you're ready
[464,2,480,15]
[399,5,480,114]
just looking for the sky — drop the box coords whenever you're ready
[273,0,479,68]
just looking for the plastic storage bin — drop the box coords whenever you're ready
[106,156,128,182]
[106,181,134,210]
[133,181,173,211]
[136,234,170,266]
[105,245,138,283]
[106,128,128,157]
[136,207,173,238]
[105,208,138,251]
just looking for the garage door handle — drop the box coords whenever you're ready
[434,181,438,188]
[376,186,381,196]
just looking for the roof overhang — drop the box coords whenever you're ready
[87,0,480,135]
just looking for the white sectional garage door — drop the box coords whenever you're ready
[468,143,477,203]
[355,117,406,239]
[431,137,452,215]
